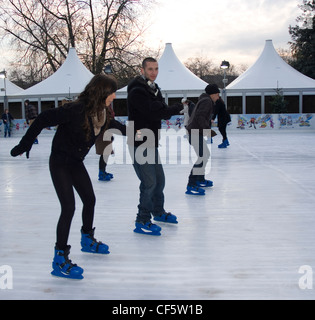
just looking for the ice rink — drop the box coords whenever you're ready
[0,128,315,300]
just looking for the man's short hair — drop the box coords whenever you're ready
[142,57,157,69]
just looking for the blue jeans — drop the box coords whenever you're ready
[129,146,165,223]
[4,123,11,137]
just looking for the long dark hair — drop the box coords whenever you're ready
[78,74,117,140]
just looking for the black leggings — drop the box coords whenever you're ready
[219,124,228,141]
[99,154,107,172]
[49,156,96,250]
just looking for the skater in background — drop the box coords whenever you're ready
[25,99,39,144]
[127,57,183,236]
[11,74,125,280]
[180,98,196,127]
[95,103,115,181]
[185,84,220,196]
[1,109,14,137]
[180,98,190,127]
[212,97,231,148]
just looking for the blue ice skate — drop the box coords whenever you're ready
[154,212,178,224]
[196,179,213,188]
[106,172,114,179]
[134,222,162,236]
[185,185,206,196]
[51,245,84,280]
[218,141,227,148]
[81,228,110,254]
[98,170,113,181]
[218,139,229,148]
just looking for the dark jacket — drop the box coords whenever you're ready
[11,101,125,163]
[1,112,14,124]
[25,104,38,121]
[188,101,195,117]
[212,98,231,127]
[127,76,182,147]
[186,93,214,135]
[95,105,126,156]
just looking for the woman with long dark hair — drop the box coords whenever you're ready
[11,74,125,280]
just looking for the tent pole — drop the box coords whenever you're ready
[261,92,265,114]
[299,92,303,113]
[38,98,42,114]
[242,92,246,114]
[21,100,25,119]
[164,92,168,104]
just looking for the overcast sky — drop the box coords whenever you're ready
[143,0,302,69]
[0,0,303,73]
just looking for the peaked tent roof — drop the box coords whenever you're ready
[156,43,208,91]
[227,39,315,91]
[117,43,208,98]
[1,78,24,96]
[15,47,94,98]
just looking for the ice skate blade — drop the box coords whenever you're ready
[133,228,161,236]
[196,182,213,188]
[98,177,111,182]
[153,216,178,224]
[81,248,110,254]
[51,269,84,280]
[185,190,205,196]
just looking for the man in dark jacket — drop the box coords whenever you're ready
[185,84,220,195]
[127,57,182,236]
[1,109,14,137]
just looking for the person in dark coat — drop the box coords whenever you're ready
[95,103,115,181]
[11,74,125,280]
[127,57,183,236]
[212,97,231,148]
[25,99,39,144]
[185,84,220,195]
[1,109,14,137]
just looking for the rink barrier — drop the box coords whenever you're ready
[0,114,314,137]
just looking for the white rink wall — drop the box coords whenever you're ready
[1,114,314,138]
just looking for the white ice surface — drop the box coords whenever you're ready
[0,129,315,300]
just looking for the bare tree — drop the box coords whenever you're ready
[184,56,240,87]
[0,0,155,84]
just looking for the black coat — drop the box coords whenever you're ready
[127,76,182,147]
[1,112,14,124]
[11,101,125,163]
[212,98,231,128]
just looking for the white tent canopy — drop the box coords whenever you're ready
[227,39,315,92]
[1,78,24,111]
[156,42,208,92]
[116,43,208,99]
[226,39,315,113]
[15,47,94,99]
[1,78,24,96]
